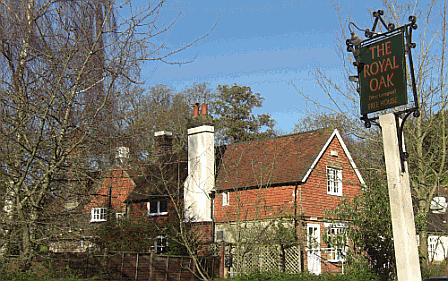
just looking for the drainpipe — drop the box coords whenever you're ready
[210,190,216,243]
[107,183,112,220]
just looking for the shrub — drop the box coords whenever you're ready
[0,263,98,281]
[222,269,380,281]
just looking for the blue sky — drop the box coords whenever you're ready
[136,0,423,133]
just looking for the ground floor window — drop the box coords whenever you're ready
[149,236,167,253]
[90,208,106,222]
[147,200,168,216]
[326,226,346,262]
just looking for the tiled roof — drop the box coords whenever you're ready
[125,153,188,203]
[215,128,334,191]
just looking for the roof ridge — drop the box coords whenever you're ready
[225,126,335,147]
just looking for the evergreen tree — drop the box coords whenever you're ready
[214,84,276,144]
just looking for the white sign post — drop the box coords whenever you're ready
[379,113,421,281]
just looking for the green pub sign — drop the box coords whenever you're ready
[357,28,407,115]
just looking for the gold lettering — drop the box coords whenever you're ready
[371,62,379,75]
[364,64,371,78]
[387,73,394,86]
[385,57,392,72]
[392,56,399,69]
[377,43,385,58]
[378,76,387,90]
[370,78,379,91]
[385,41,392,55]
[369,46,376,59]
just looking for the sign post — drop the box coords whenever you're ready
[347,11,421,281]
[379,113,421,281]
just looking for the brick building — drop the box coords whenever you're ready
[212,126,364,274]
[82,103,364,275]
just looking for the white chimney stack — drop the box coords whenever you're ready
[184,103,214,222]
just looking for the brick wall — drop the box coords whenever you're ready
[298,137,361,219]
[213,136,361,275]
[214,137,362,223]
[85,168,135,214]
[215,185,296,223]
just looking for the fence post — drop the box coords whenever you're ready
[220,243,225,278]
[120,252,124,281]
[135,253,139,281]
[149,252,154,281]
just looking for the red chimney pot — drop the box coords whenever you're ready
[201,103,208,115]
[193,103,199,117]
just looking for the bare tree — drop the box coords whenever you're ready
[295,0,448,265]
[0,0,211,269]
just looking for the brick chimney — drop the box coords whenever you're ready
[184,103,214,222]
[154,131,173,160]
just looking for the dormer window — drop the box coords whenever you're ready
[147,200,168,217]
[91,208,107,222]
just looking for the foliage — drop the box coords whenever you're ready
[94,216,158,252]
[214,84,276,144]
[325,176,395,281]
[0,0,210,268]
[295,0,448,264]
[421,259,448,280]
[93,208,193,255]
[221,269,380,281]
[1,262,98,281]
[117,82,216,160]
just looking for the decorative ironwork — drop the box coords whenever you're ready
[346,10,420,171]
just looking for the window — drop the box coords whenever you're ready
[222,191,229,206]
[216,230,224,242]
[326,227,346,262]
[429,236,438,262]
[428,236,446,262]
[327,167,342,196]
[91,208,106,222]
[149,236,167,253]
[115,212,126,219]
[147,200,168,216]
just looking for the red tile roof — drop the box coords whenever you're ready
[215,128,334,190]
[125,153,188,203]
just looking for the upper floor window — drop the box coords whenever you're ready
[147,200,168,217]
[222,191,229,206]
[91,208,106,222]
[327,167,342,196]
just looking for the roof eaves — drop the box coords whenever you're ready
[301,128,364,186]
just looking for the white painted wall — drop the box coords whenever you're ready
[184,125,214,222]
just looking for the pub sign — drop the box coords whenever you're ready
[357,28,407,115]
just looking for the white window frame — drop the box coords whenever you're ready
[429,236,438,262]
[327,167,342,196]
[115,212,126,219]
[222,191,229,206]
[307,223,321,275]
[150,236,167,253]
[90,208,107,222]
[326,226,346,262]
[147,200,168,217]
